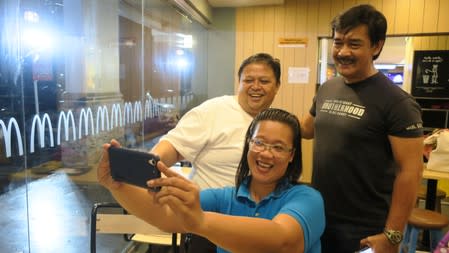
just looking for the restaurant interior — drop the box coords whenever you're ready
[1,0,449,252]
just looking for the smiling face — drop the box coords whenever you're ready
[247,120,294,189]
[332,24,384,83]
[237,63,280,117]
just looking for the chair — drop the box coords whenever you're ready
[90,202,180,253]
[417,184,446,212]
[400,208,449,253]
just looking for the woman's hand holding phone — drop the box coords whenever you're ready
[108,145,161,191]
[97,139,123,190]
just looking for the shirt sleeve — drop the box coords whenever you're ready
[278,187,325,252]
[387,97,423,137]
[160,104,211,162]
[199,188,231,212]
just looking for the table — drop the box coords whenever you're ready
[421,167,449,249]
[422,168,449,211]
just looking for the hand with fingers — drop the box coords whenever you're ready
[97,139,123,190]
[148,161,205,233]
[360,233,399,253]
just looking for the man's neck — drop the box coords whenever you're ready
[344,68,378,84]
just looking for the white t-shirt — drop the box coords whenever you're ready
[160,95,253,189]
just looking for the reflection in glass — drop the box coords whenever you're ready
[0,0,208,251]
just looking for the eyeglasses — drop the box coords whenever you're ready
[249,138,293,157]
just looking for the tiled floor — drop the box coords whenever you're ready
[0,171,175,253]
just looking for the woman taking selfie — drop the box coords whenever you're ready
[97,108,325,253]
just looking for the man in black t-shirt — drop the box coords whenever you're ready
[301,4,424,253]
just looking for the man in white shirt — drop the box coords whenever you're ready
[152,53,281,189]
[151,53,282,252]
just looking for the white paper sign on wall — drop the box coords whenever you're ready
[288,67,309,84]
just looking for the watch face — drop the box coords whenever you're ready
[391,232,402,243]
[385,230,403,245]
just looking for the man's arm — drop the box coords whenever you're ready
[385,135,423,233]
[150,139,185,167]
[300,113,315,139]
[362,135,423,252]
[198,213,304,253]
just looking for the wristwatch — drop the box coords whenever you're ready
[383,229,403,245]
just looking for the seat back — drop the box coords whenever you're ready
[90,202,179,253]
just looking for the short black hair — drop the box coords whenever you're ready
[235,108,302,192]
[237,53,281,85]
[331,4,387,60]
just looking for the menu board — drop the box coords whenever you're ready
[412,50,449,98]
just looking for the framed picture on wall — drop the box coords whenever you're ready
[412,50,449,98]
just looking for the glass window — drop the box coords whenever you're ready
[0,0,208,251]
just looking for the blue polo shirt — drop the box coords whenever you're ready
[200,179,325,253]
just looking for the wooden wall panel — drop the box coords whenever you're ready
[317,1,332,36]
[288,0,302,114]
[413,36,424,48]
[407,0,425,34]
[355,0,369,5]
[303,0,318,119]
[301,0,320,182]
[253,8,265,53]
[439,0,449,33]
[270,5,286,107]
[382,0,397,33]
[290,0,307,129]
[428,36,439,49]
[240,8,254,61]
[329,1,344,29]
[367,0,382,11]
[279,0,297,111]
[235,7,245,82]
[436,36,448,49]
[343,0,358,9]
[235,0,449,181]
[422,0,439,33]
[394,0,410,34]
[262,7,276,52]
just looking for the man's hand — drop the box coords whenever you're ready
[360,233,400,253]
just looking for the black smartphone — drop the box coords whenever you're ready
[108,146,161,191]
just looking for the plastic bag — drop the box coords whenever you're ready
[434,230,449,252]
[427,129,449,172]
